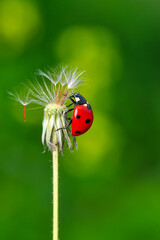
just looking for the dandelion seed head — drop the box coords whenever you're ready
[10,65,83,152]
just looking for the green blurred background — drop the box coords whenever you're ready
[1,0,160,239]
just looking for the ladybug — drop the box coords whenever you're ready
[57,93,93,136]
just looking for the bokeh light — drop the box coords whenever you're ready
[55,26,122,96]
[0,0,41,55]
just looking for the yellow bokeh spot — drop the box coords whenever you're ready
[0,0,41,51]
[55,26,123,99]
[63,113,125,177]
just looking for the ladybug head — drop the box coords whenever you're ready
[71,92,87,105]
[72,92,80,97]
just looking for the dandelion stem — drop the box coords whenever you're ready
[52,144,59,240]
[24,105,26,122]
[60,88,69,106]
[58,85,63,103]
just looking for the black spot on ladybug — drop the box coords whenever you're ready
[85,119,91,124]
[75,131,81,134]
[76,115,81,119]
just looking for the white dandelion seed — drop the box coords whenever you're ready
[8,90,33,122]
[10,66,84,152]
[37,66,66,103]
[64,67,85,89]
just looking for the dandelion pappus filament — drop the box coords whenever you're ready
[58,85,63,103]
[24,105,26,122]
[55,85,57,103]
[60,88,69,105]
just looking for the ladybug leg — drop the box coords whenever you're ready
[69,97,76,103]
[56,108,74,132]
[65,118,72,128]
[55,119,72,132]
[66,102,74,107]
[64,108,74,119]
[64,95,76,104]
[66,108,74,113]
[64,107,74,117]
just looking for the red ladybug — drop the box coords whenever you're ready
[57,93,93,136]
[70,93,93,136]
